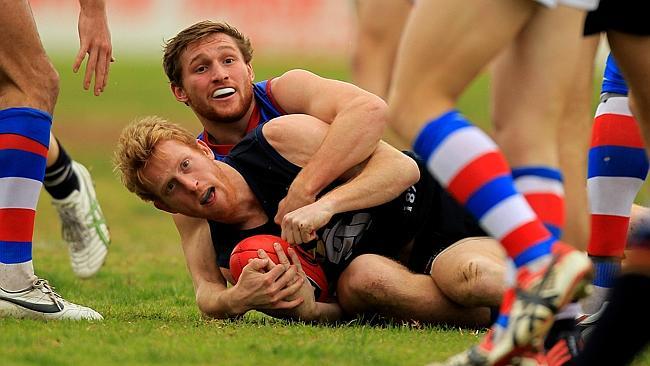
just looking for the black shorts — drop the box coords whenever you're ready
[404,157,486,274]
[584,0,650,36]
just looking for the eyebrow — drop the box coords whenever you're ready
[188,45,239,67]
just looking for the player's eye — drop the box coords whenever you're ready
[165,181,176,194]
[195,65,207,73]
[181,159,190,169]
[224,58,235,65]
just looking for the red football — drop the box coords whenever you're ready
[229,235,331,302]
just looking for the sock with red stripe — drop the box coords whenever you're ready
[413,109,556,268]
[512,166,565,239]
[584,95,649,314]
[0,107,51,291]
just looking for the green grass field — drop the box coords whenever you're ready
[2,54,649,365]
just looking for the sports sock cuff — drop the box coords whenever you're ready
[412,109,465,161]
[0,107,52,147]
[591,258,621,288]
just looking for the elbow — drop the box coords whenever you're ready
[401,155,420,188]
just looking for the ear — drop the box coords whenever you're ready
[171,83,189,104]
[247,63,255,82]
[153,199,177,214]
[196,139,216,159]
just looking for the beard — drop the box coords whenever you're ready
[189,82,254,124]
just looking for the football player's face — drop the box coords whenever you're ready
[142,139,233,218]
[173,33,254,124]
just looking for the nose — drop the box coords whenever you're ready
[211,64,229,82]
[178,175,199,191]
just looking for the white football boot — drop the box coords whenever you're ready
[52,161,110,278]
[0,278,103,320]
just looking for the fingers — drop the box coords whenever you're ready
[256,249,276,272]
[275,274,305,300]
[83,49,99,92]
[287,247,305,275]
[273,242,290,268]
[73,45,87,73]
[244,257,269,273]
[93,51,111,95]
[270,297,304,310]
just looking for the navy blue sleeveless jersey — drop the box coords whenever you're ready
[197,79,286,160]
[208,125,485,280]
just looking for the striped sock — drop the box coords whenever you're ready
[512,166,565,239]
[585,95,648,313]
[0,107,52,291]
[413,110,555,269]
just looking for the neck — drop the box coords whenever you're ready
[199,101,256,145]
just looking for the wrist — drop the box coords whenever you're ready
[223,286,249,316]
[291,173,320,199]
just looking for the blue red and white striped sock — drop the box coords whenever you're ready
[413,110,556,269]
[0,107,51,291]
[512,166,565,239]
[585,96,648,313]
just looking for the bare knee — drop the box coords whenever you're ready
[1,58,59,113]
[337,255,397,313]
[438,258,505,307]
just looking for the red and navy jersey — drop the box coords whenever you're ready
[197,79,286,160]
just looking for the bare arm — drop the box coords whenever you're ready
[270,70,387,223]
[75,0,113,95]
[262,115,420,244]
[173,214,305,319]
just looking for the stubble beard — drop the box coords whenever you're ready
[192,83,254,124]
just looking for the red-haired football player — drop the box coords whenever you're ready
[115,114,509,326]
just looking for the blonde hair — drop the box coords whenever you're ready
[113,116,197,202]
[163,20,253,87]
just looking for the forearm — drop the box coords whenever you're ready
[318,143,419,215]
[295,96,386,197]
[196,283,249,319]
[78,0,106,13]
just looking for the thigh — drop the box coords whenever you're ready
[608,33,650,137]
[388,0,536,140]
[491,5,587,166]
[0,0,53,110]
[353,0,411,98]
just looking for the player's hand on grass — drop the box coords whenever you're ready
[234,245,304,311]
[280,201,333,245]
[275,181,316,227]
[74,2,113,96]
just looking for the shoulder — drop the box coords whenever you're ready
[271,69,319,89]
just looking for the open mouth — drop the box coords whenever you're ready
[200,187,216,205]
[212,87,235,99]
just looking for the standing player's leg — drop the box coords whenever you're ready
[351,0,411,149]
[45,133,110,278]
[490,8,593,363]
[556,35,600,251]
[575,29,650,366]
[0,0,101,320]
[583,55,648,316]
[388,1,592,364]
